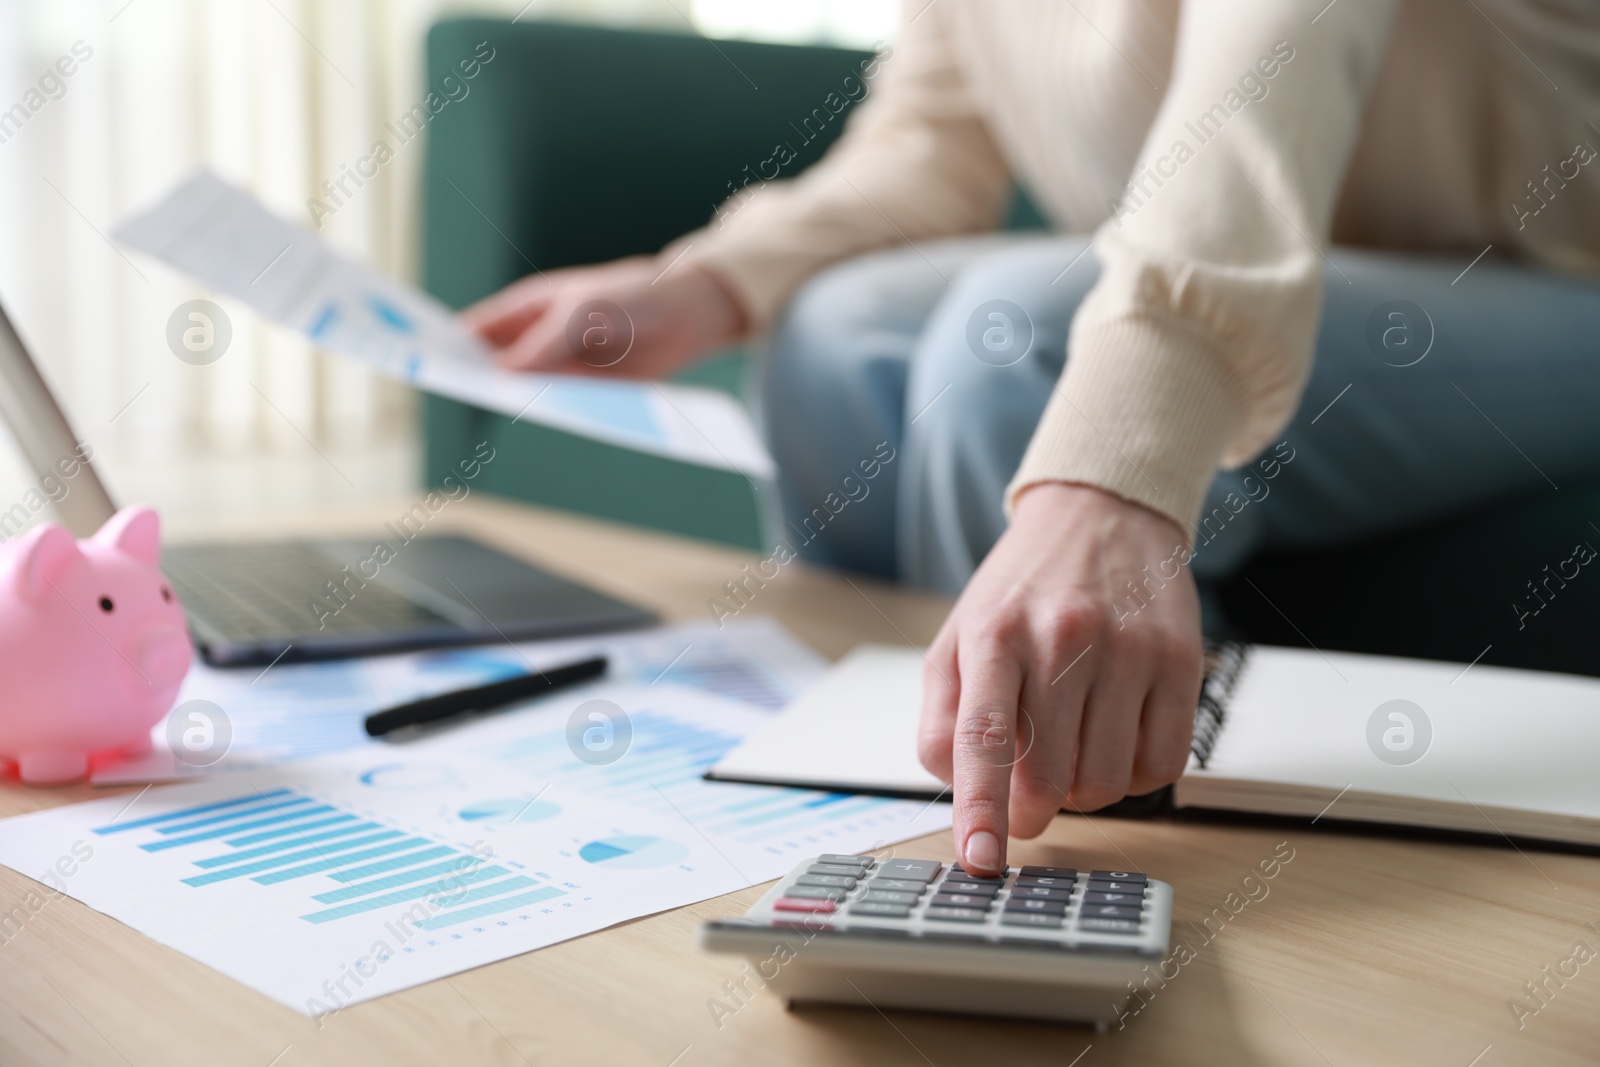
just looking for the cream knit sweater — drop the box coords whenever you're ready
[674,0,1600,532]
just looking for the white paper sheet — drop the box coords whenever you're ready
[113,168,775,477]
[0,682,951,1016]
[94,617,827,784]
[709,645,945,796]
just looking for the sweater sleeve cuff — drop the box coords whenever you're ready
[661,231,794,334]
[1005,312,1243,536]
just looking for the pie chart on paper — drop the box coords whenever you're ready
[577,835,689,869]
[358,762,457,790]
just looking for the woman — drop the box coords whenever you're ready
[463,0,1600,875]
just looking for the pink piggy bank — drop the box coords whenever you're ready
[0,506,192,784]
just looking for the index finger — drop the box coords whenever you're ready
[952,640,1022,876]
[459,276,550,341]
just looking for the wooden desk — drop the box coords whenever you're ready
[2,497,1596,1066]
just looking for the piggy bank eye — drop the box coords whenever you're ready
[160,586,173,603]
[99,596,114,613]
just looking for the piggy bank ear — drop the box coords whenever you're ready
[8,523,82,603]
[93,505,162,566]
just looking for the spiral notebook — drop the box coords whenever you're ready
[706,644,1600,848]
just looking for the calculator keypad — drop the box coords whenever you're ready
[760,855,1157,946]
[706,854,1173,1029]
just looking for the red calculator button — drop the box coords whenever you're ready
[774,897,836,913]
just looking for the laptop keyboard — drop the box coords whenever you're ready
[163,542,455,641]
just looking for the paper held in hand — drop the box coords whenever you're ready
[114,168,774,478]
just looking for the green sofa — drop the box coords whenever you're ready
[421,18,1600,679]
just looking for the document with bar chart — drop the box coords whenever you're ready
[0,683,949,1014]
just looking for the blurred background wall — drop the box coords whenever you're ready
[0,0,897,533]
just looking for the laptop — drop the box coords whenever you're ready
[0,296,656,667]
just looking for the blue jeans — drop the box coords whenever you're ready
[758,234,1600,604]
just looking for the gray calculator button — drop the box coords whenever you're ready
[869,878,929,894]
[819,854,874,867]
[1083,890,1144,906]
[1014,875,1074,889]
[849,901,912,918]
[1090,870,1146,884]
[1078,916,1142,934]
[807,863,865,877]
[930,892,993,910]
[1019,866,1077,879]
[1000,912,1064,929]
[1081,904,1141,920]
[935,879,998,896]
[878,859,942,882]
[861,890,920,905]
[1086,879,1142,895]
[923,906,988,923]
[1009,886,1071,901]
[1003,897,1067,915]
[782,885,847,901]
[945,868,1006,885]
[796,873,857,889]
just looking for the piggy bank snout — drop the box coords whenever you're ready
[135,625,193,687]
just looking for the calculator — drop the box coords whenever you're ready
[699,854,1172,1028]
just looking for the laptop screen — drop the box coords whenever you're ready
[0,296,119,538]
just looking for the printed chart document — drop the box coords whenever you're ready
[96,617,827,784]
[0,682,950,1015]
[114,168,774,477]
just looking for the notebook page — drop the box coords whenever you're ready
[1184,646,1600,821]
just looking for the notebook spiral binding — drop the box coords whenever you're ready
[1192,641,1250,769]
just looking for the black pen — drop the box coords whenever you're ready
[364,655,608,737]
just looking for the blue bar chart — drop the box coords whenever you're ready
[92,787,565,930]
